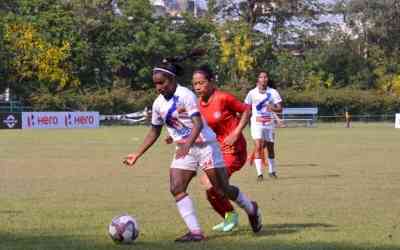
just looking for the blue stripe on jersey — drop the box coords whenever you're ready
[165,96,179,128]
[256,93,271,111]
[190,111,200,118]
[165,95,192,138]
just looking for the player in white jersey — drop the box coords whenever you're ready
[245,71,283,181]
[123,61,262,242]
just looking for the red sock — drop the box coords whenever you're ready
[206,187,234,218]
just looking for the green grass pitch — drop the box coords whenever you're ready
[1,123,399,250]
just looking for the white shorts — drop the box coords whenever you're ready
[251,126,275,142]
[171,141,225,171]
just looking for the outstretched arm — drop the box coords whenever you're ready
[224,107,251,146]
[123,125,162,166]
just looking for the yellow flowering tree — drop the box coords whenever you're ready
[4,22,79,90]
[219,22,254,84]
[375,71,400,97]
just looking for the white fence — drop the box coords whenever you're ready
[100,110,150,125]
[282,107,318,127]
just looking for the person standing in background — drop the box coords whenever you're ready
[245,71,283,181]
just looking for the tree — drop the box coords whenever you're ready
[4,22,79,92]
[342,0,400,57]
[215,0,326,47]
[218,21,255,85]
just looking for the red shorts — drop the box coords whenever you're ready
[223,150,247,177]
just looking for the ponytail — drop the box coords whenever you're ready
[154,48,207,78]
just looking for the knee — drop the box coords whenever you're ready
[267,144,275,158]
[200,174,212,190]
[206,187,222,200]
[255,143,264,155]
[170,183,185,197]
[218,183,232,195]
[220,184,239,200]
[268,150,274,158]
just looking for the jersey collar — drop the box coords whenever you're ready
[199,89,217,107]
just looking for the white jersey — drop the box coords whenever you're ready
[152,85,216,143]
[244,86,282,128]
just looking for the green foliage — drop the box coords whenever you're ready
[1,0,400,113]
[81,87,157,114]
[29,87,157,114]
[218,21,255,84]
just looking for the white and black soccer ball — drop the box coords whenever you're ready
[108,214,139,244]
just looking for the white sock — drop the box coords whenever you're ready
[268,158,276,173]
[176,195,201,233]
[254,159,263,176]
[235,191,255,215]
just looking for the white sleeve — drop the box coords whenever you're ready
[244,91,252,105]
[271,89,282,105]
[184,91,200,117]
[151,101,163,126]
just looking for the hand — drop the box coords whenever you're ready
[123,153,139,167]
[223,132,239,146]
[164,136,173,145]
[175,143,190,159]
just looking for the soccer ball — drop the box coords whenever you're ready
[108,214,139,244]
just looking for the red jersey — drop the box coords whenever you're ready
[199,90,250,155]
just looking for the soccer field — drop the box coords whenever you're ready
[1,123,399,250]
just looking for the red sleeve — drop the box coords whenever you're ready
[222,92,250,114]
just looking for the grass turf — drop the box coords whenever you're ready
[1,123,399,250]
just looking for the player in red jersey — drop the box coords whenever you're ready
[192,65,252,232]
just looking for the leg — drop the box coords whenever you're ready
[200,173,238,232]
[266,141,275,159]
[204,167,262,233]
[251,125,266,181]
[247,143,256,166]
[254,139,265,181]
[254,139,265,159]
[200,173,234,219]
[265,129,277,178]
[170,168,205,242]
[202,150,247,231]
[170,168,196,201]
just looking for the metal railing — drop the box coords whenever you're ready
[318,114,396,123]
[0,101,32,113]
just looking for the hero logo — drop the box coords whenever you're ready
[27,114,35,127]
[3,115,18,128]
[65,113,73,127]
[65,113,96,127]
[73,115,95,126]
[38,115,58,126]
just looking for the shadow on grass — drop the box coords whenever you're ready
[279,163,319,168]
[1,230,399,250]
[209,222,336,239]
[278,174,341,180]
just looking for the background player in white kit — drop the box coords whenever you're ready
[245,71,283,181]
[123,61,262,242]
